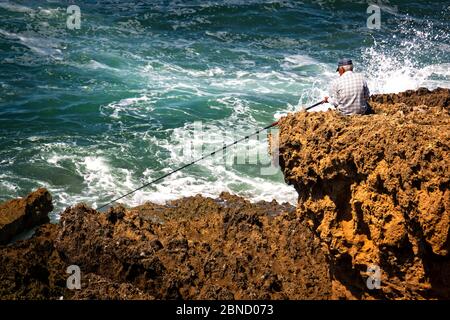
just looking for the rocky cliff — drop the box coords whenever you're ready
[0,88,448,300]
[277,87,449,299]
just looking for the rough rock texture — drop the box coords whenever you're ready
[0,191,331,300]
[277,87,449,299]
[369,87,450,109]
[70,273,154,300]
[0,188,53,245]
[55,193,331,300]
[0,223,154,300]
[0,224,66,299]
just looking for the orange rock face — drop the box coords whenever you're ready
[0,188,53,244]
[277,87,449,299]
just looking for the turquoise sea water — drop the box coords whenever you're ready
[1,1,449,220]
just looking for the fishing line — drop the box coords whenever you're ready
[96,101,324,211]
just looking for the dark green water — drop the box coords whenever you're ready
[0,1,449,219]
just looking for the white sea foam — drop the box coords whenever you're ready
[41,129,298,211]
[93,61,306,209]
[86,60,119,71]
[0,28,62,57]
[282,54,319,69]
[130,101,298,206]
[47,154,76,168]
[0,1,34,13]
[364,56,450,94]
[76,93,298,210]
[38,8,61,15]
[0,180,19,193]
[361,20,450,94]
[126,174,297,207]
[100,95,153,119]
[74,156,123,204]
[27,136,46,142]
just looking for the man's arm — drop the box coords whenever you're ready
[325,81,339,106]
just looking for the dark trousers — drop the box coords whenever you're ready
[364,103,374,115]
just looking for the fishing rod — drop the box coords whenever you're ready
[96,100,325,211]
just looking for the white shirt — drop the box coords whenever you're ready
[328,71,370,115]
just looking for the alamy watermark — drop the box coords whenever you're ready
[366,0,398,30]
[366,264,382,290]
[367,4,381,29]
[66,265,81,290]
[66,5,81,30]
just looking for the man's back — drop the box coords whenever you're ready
[328,71,370,115]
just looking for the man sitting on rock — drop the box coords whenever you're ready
[323,58,372,115]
